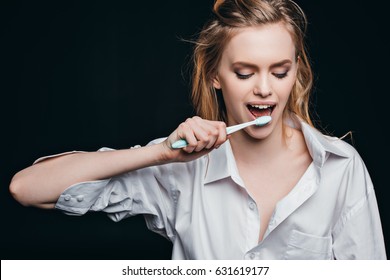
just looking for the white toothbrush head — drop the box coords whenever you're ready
[254,116,272,126]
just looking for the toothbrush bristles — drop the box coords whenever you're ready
[255,116,272,126]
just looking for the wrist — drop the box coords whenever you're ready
[154,141,176,165]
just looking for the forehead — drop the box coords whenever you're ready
[222,23,296,65]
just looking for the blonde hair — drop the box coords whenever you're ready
[191,0,314,126]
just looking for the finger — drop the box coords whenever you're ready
[181,117,214,153]
[178,117,225,153]
[196,120,226,149]
[176,121,198,153]
[204,126,220,149]
[190,118,222,151]
[214,122,227,148]
[186,118,213,152]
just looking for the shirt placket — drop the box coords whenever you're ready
[245,164,320,259]
[245,194,261,259]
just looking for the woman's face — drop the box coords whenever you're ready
[213,22,298,140]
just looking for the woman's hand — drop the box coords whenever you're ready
[160,116,228,162]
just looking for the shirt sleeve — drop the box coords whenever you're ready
[53,141,177,241]
[332,152,387,259]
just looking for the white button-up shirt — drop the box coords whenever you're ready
[50,118,386,259]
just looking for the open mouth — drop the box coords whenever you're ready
[247,104,275,118]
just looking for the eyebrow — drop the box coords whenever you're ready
[232,59,293,69]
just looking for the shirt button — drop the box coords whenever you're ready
[76,195,84,202]
[249,253,256,259]
[249,202,256,210]
[64,195,71,201]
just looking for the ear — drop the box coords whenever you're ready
[213,75,221,89]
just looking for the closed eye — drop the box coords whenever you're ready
[235,72,254,80]
[273,71,288,79]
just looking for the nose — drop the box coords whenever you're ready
[253,74,272,97]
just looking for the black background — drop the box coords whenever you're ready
[1,0,388,259]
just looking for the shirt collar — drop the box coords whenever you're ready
[204,115,349,184]
[203,140,236,185]
[288,115,349,167]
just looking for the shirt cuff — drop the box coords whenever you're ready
[55,179,111,215]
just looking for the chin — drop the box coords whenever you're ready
[245,126,272,140]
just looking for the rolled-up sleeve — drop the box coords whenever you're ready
[53,142,176,240]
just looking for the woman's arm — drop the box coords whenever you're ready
[9,144,169,209]
[9,117,227,209]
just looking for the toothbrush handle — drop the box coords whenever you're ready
[225,122,253,134]
[171,116,270,149]
[171,139,189,149]
[171,122,251,149]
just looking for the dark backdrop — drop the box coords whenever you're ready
[1,0,388,259]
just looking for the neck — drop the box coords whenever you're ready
[229,120,289,167]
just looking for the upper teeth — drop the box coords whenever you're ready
[250,104,272,109]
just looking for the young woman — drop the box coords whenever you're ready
[9,0,386,259]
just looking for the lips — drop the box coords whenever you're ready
[247,104,275,118]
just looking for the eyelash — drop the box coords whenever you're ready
[235,73,254,80]
[235,72,289,80]
[274,72,288,79]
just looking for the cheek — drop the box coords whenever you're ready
[219,78,243,102]
[274,77,296,102]
[221,76,253,99]
[221,76,239,92]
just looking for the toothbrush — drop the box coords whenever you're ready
[171,115,272,149]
